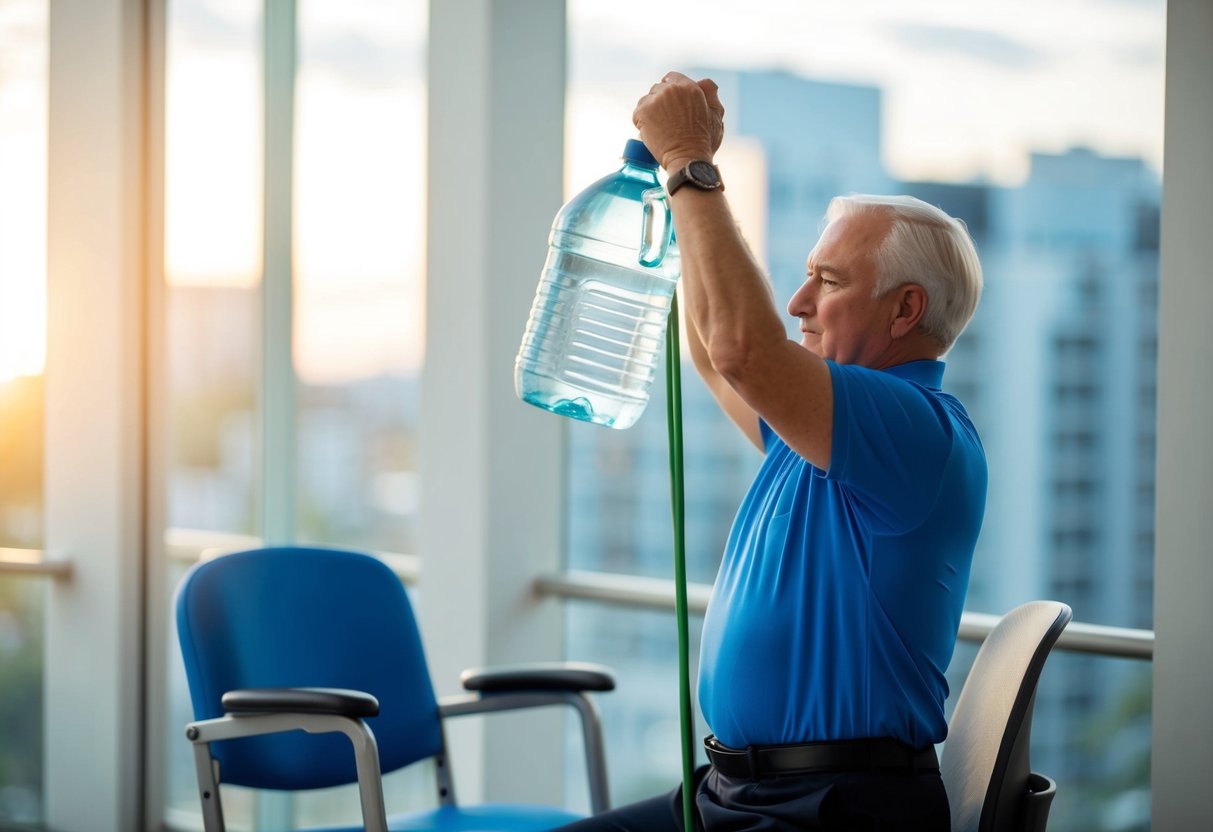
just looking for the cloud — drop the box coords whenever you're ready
[1112,42,1163,68]
[171,0,423,87]
[882,22,1047,69]
[0,0,45,79]
[302,31,423,87]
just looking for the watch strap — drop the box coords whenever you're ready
[667,160,723,195]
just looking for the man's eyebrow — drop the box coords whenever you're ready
[809,261,847,278]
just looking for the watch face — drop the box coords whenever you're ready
[688,160,721,188]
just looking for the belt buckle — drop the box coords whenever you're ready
[705,736,758,779]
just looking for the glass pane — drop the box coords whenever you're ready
[162,1,429,827]
[162,0,262,822]
[565,0,1163,825]
[565,603,709,811]
[164,0,262,538]
[0,0,47,551]
[0,0,48,824]
[293,4,431,825]
[293,0,427,557]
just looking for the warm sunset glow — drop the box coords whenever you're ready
[0,0,48,385]
[164,1,428,383]
[0,152,46,383]
[0,156,46,383]
[0,275,45,384]
[164,25,261,289]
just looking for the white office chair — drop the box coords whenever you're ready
[942,600,1073,832]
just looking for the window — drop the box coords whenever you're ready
[163,2,263,822]
[0,0,47,824]
[164,0,261,539]
[565,0,1163,825]
[293,0,426,554]
[161,1,429,826]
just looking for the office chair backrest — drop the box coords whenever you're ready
[941,600,1072,832]
[176,546,444,790]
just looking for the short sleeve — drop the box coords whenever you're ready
[825,361,955,534]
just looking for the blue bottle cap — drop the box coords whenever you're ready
[623,139,658,168]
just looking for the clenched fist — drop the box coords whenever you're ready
[633,71,726,172]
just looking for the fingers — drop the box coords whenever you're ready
[656,72,724,115]
[643,72,722,112]
[633,71,726,160]
[697,78,725,119]
[636,71,696,123]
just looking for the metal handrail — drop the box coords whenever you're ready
[534,569,1155,661]
[8,534,1152,661]
[0,547,73,579]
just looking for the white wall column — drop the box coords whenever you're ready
[43,1,153,830]
[259,0,298,547]
[1152,0,1213,825]
[422,0,568,807]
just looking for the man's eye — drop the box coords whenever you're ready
[820,278,837,287]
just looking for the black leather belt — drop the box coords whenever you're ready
[704,735,939,779]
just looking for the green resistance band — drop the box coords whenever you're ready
[664,294,696,832]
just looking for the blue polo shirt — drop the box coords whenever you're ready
[698,359,986,751]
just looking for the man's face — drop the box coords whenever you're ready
[787,211,901,367]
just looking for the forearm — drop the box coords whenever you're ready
[678,246,765,451]
[669,184,785,377]
[681,284,716,379]
[635,72,836,468]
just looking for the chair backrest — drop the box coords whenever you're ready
[941,600,1072,832]
[175,546,445,790]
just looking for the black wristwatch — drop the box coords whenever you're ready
[666,160,723,195]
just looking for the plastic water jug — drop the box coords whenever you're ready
[515,139,680,429]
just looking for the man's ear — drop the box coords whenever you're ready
[889,283,928,339]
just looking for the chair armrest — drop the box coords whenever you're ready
[439,678,615,816]
[185,706,388,832]
[1022,771,1058,832]
[459,661,615,694]
[221,687,380,718]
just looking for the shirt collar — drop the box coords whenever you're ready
[881,359,945,390]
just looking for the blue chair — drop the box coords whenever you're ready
[941,600,1073,832]
[176,546,615,831]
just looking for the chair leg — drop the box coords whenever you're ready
[343,719,390,832]
[188,734,226,832]
[569,692,611,815]
[434,751,458,807]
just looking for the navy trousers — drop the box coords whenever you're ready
[556,764,950,832]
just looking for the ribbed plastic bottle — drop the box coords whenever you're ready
[515,139,680,429]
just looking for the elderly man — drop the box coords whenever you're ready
[561,72,987,831]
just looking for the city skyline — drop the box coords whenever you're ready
[0,0,1165,385]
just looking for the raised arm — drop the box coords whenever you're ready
[635,72,837,469]
[681,283,763,451]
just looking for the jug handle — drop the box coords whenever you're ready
[639,187,673,268]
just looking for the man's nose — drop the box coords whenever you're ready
[788,279,816,317]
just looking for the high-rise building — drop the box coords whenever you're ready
[962,149,1159,821]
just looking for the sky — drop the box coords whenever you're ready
[0,0,1167,385]
[0,0,47,383]
[566,0,1166,185]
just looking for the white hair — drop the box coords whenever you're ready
[825,194,983,351]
